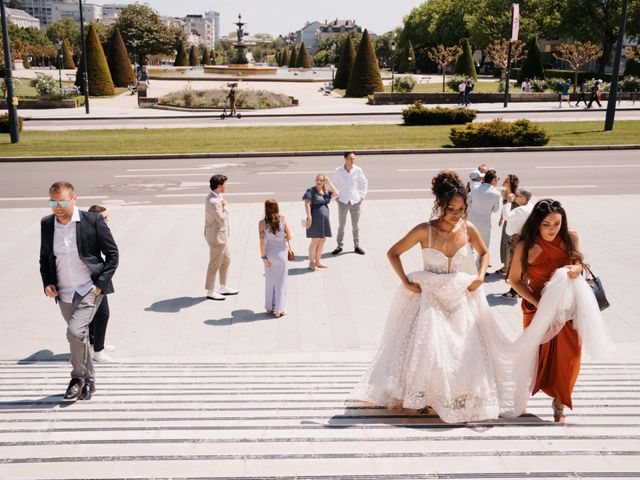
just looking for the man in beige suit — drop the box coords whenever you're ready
[205,175,238,301]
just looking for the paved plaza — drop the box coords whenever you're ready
[0,187,639,478]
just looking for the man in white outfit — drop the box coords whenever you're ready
[467,169,501,250]
[500,188,533,297]
[331,151,368,255]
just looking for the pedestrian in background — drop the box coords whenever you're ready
[87,205,115,362]
[499,188,533,298]
[467,169,501,252]
[575,79,588,107]
[587,80,603,109]
[303,174,339,270]
[559,79,572,108]
[458,78,466,105]
[497,174,519,274]
[204,175,239,301]
[331,151,368,256]
[259,199,292,317]
[463,76,473,106]
[39,181,119,401]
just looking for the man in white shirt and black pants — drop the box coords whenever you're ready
[40,181,119,401]
[331,151,368,255]
[500,188,533,298]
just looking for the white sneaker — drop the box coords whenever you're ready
[218,285,239,296]
[93,350,113,363]
[207,290,225,301]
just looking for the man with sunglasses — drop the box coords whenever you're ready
[39,182,119,401]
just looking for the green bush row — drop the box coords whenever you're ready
[0,113,24,133]
[511,68,614,83]
[403,102,476,126]
[449,119,549,147]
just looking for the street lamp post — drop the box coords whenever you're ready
[55,40,63,90]
[131,40,139,80]
[78,0,90,114]
[330,44,336,85]
[605,0,629,131]
[0,0,19,143]
[391,41,397,93]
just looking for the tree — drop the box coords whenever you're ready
[7,0,23,8]
[75,24,114,96]
[402,0,473,49]
[114,4,177,64]
[625,44,640,75]
[281,48,289,67]
[427,44,463,92]
[553,41,602,89]
[398,41,416,73]
[288,45,298,68]
[518,37,545,83]
[201,46,211,65]
[107,27,135,87]
[454,38,477,80]
[47,19,80,52]
[61,38,75,69]
[334,35,356,89]
[188,44,199,66]
[346,29,384,97]
[484,39,526,81]
[174,42,188,66]
[297,42,312,68]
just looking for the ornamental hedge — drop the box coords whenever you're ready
[333,35,356,89]
[0,113,24,133]
[346,29,383,97]
[174,42,188,66]
[402,103,476,125]
[449,119,549,147]
[74,23,115,96]
[107,27,136,87]
[297,42,312,68]
[62,39,75,69]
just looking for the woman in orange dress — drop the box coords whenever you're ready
[509,199,584,422]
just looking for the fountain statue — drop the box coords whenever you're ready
[232,14,248,64]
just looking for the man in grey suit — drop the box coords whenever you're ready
[467,169,501,250]
[205,175,238,301]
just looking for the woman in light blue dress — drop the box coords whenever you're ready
[259,199,292,317]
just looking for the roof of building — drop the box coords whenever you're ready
[6,7,40,21]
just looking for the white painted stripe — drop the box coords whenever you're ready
[256,171,324,175]
[116,173,223,178]
[156,192,275,198]
[126,163,245,172]
[397,167,470,172]
[527,185,597,189]
[536,165,640,169]
[0,196,108,202]
[368,189,428,193]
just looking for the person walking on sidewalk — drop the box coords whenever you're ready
[574,79,588,107]
[587,80,603,109]
[87,205,115,363]
[559,79,572,108]
[463,76,474,106]
[259,199,293,317]
[457,78,466,105]
[39,181,119,401]
[331,151,368,256]
[205,175,239,301]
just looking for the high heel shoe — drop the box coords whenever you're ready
[552,398,565,423]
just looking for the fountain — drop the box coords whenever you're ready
[204,14,278,76]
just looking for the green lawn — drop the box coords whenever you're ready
[384,80,501,94]
[10,80,128,99]
[1,121,639,157]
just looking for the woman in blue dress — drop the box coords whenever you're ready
[303,174,339,270]
[259,199,292,317]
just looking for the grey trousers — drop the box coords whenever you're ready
[337,200,362,248]
[58,290,103,383]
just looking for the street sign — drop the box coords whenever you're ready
[511,3,520,41]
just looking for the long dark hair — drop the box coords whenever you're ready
[430,170,468,219]
[506,174,519,193]
[264,199,281,233]
[518,198,581,278]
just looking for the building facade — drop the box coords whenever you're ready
[51,1,102,24]
[204,10,220,43]
[316,19,362,46]
[6,7,41,29]
[184,14,214,50]
[295,21,321,53]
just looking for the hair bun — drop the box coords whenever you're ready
[431,170,463,196]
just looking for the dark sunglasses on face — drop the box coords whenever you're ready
[536,200,561,213]
[49,200,70,208]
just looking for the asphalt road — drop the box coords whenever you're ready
[1,150,638,209]
[22,108,640,130]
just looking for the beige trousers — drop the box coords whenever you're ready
[205,243,230,290]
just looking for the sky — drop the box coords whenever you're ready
[98,0,423,37]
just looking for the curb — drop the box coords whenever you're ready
[20,107,640,122]
[2,144,639,163]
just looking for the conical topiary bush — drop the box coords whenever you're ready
[518,37,544,83]
[333,35,356,89]
[188,45,199,66]
[74,23,114,96]
[398,40,416,73]
[62,38,76,69]
[289,45,298,68]
[297,42,312,68]
[174,42,188,66]
[107,27,135,87]
[281,48,289,67]
[346,29,383,97]
[454,38,477,80]
[201,46,211,65]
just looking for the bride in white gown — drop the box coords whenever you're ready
[351,171,612,423]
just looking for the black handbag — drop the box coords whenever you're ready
[583,264,610,311]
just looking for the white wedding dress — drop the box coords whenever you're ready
[351,223,613,424]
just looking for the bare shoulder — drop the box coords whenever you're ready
[258,219,265,228]
[568,229,579,241]
[464,220,480,237]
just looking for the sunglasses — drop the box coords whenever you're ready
[49,200,70,208]
[536,200,561,213]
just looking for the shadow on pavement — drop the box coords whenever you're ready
[18,349,69,364]
[0,394,68,411]
[205,309,273,326]
[145,296,207,313]
[486,293,519,307]
[288,267,313,276]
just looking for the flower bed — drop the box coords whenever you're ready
[158,86,293,109]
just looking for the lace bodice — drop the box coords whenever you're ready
[422,223,474,274]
